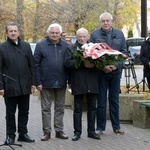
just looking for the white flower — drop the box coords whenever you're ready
[81,42,94,50]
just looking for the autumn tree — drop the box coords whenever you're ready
[17,0,24,40]
[0,0,16,41]
[48,0,140,36]
[0,0,144,41]
[32,0,40,42]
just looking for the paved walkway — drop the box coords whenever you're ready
[0,65,150,150]
[0,94,150,150]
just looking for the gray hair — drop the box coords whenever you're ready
[76,28,89,36]
[46,23,62,34]
[5,22,19,33]
[99,12,113,21]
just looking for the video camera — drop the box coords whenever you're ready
[122,46,134,69]
[122,58,134,69]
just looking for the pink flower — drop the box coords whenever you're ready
[83,43,124,59]
[73,42,126,69]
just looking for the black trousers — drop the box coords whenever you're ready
[73,93,97,135]
[5,95,30,137]
[146,77,150,89]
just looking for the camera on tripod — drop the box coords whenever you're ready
[123,57,134,69]
[121,46,140,93]
[122,47,135,69]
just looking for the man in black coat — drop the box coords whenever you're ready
[140,29,150,90]
[0,22,36,144]
[65,28,100,141]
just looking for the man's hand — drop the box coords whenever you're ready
[36,85,42,91]
[68,84,71,89]
[102,65,117,73]
[0,89,4,95]
[84,62,94,68]
[109,65,117,71]
[31,85,36,93]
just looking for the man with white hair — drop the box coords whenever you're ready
[90,12,127,136]
[65,28,100,141]
[34,23,69,141]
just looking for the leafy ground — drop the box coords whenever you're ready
[33,85,150,99]
[120,85,150,99]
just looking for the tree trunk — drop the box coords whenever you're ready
[32,0,40,43]
[16,0,24,40]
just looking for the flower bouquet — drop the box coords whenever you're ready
[73,42,127,69]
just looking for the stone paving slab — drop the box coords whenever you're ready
[0,95,150,150]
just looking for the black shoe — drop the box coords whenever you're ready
[18,134,35,143]
[5,137,15,145]
[88,132,101,140]
[72,134,80,141]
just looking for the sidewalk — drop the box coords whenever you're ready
[0,94,150,150]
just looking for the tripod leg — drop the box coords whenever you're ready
[125,63,140,94]
[124,67,132,93]
[143,76,150,91]
[0,142,22,150]
[124,68,131,93]
[127,80,143,94]
[0,144,14,150]
[130,65,140,93]
[0,134,22,149]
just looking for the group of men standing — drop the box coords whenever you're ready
[0,11,126,145]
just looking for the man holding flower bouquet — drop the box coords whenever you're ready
[90,12,127,135]
[65,28,100,141]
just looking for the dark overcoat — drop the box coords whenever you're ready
[140,38,150,77]
[0,38,36,97]
[64,42,99,95]
[34,37,69,88]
